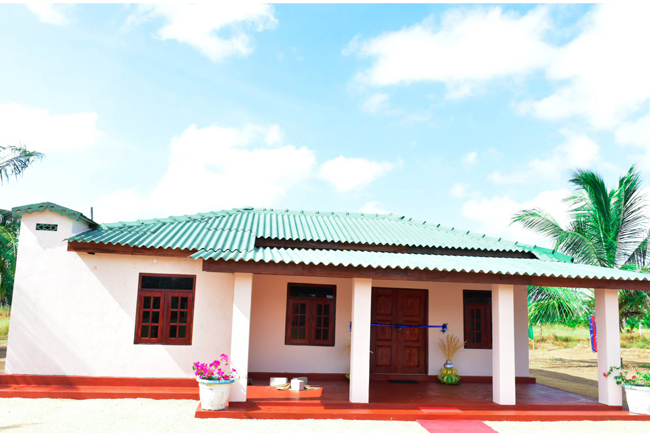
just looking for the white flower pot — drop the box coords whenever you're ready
[197,378,235,411]
[624,384,650,415]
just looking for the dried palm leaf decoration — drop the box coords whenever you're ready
[439,334,465,361]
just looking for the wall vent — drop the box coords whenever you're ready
[36,223,58,232]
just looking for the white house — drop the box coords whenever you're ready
[6,202,648,406]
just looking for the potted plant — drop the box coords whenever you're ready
[605,364,650,415]
[193,354,239,411]
[438,334,464,385]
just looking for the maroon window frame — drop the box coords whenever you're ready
[463,290,492,349]
[285,284,336,346]
[134,274,196,345]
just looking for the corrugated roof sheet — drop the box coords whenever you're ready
[68,208,569,261]
[13,202,95,225]
[191,247,650,282]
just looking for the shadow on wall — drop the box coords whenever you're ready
[6,289,86,375]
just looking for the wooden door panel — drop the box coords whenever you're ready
[396,289,428,374]
[370,289,397,374]
[371,288,428,375]
[375,344,393,367]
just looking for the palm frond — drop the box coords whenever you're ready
[0,145,44,184]
[510,208,568,248]
[528,286,592,325]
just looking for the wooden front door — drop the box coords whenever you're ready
[370,288,428,374]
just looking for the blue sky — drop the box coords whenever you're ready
[3,3,650,247]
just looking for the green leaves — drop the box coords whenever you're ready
[0,145,41,305]
[528,286,592,326]
[0,211,18,304]
[514,166,650,326]
[0,145,44,185]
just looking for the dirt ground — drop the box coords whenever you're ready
[0,339,6,373]
[1,398,650,433]
[529,341,650,401]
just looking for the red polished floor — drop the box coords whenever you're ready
[3,375,650,421]
[196,380,650,421]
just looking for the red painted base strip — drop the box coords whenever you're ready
[419,407,464,414]
[418,420,497,432]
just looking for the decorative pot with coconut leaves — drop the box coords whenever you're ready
[438,334,465,385]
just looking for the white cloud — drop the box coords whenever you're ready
[449,183,471,198]
[264,124,283,145]
[128,4,278,62]
[347,6,555,98]
[362,93,391,114]
[360,201,389,214]
[462,151,478,166]
[27,4,71,26]
[148,123,315,215]
[616,112,650,149]
[93,189,144,223]
[347,4,650,133]
[318,156,395,192]
[0,103,100,151]
[521,3,650,129]
[488,129,599,185]
[462,188,571,247]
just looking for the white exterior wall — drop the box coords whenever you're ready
[248,275,353,374]
[249,276,530,377]
[7,210,531,379]
[6,210,235,378]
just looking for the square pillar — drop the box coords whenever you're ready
[513,285,530,378]
[492,284,516,405]
[229,273,253,402]
[595,289,622,406]
[350,278,372,403]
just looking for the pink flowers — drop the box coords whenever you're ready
[192,354,240,381]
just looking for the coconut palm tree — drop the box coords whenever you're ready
[528,286,592,327]
[0,209,18,305]
[0,145,43,305]
[513,166,650,328]
[0,145,43,184]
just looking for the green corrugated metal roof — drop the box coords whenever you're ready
[13,202,95,225]
[68,207,569,261]
[62,206,650,282]
[191,247,650,282]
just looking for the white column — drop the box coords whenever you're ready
[229,273,253,402]
[349,278,372,403]
[513,285,530,378]
[492,284,516,405]
[595,289,622,406]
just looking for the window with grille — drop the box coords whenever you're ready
[285,284,336,346]
[36,223,58,231]
[134,274,195,345]
[463,290,492,349]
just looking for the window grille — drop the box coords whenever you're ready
[36,223,58,231]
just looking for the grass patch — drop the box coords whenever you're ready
[0,305,9,340]
[529,324,650,350]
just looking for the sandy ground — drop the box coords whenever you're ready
[529,342,650,401]
[1,398,650,433]
[0,339,6,373]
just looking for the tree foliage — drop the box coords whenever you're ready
[513,166,650,327]
[528,286,592,326]
[0,145,43,185]
[0,209,18,305]
[0,145,43,305]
